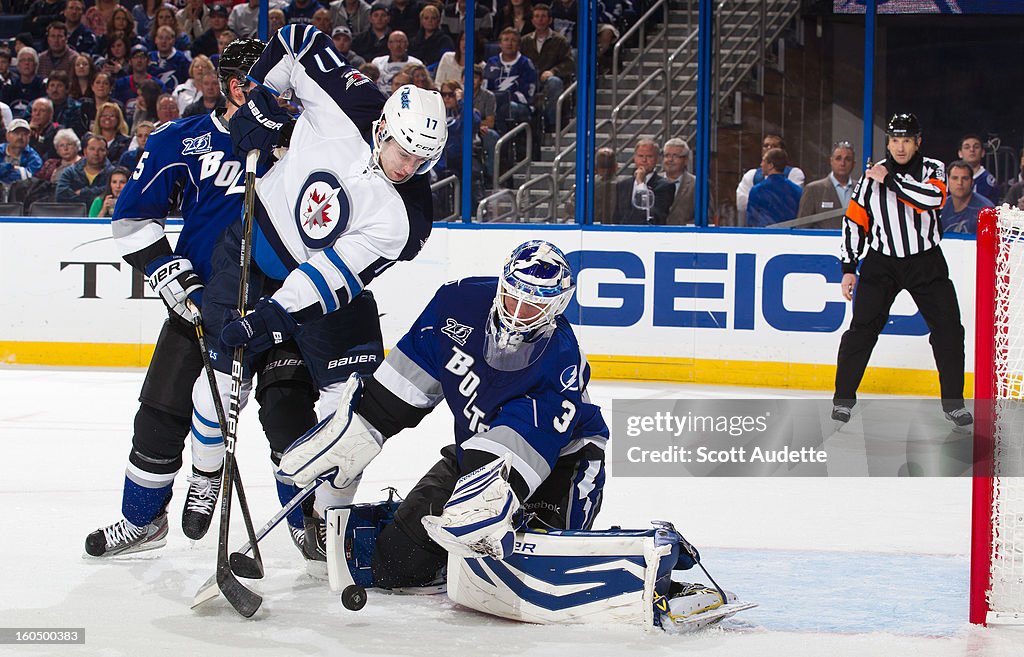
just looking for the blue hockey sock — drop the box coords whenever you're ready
[121,476,173,527]
[276,479,305,529]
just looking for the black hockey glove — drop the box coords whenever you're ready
[230,85,294,160]
[146,255,203,323]
[221,296,296,353]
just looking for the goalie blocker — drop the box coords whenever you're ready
[325,504,754,631]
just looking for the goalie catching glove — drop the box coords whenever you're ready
[146,255,203,323]
[421,453,521,560]
[278,374,383,490]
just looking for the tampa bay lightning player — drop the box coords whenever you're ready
[280,240,608,585]
[278,240,754,630]
[86,39,299,558]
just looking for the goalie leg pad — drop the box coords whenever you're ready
[324,498,402,591]
[277,374,383,489]
[447,523,753,628]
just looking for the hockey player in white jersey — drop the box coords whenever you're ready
[195,23,447,570]
[278,241,755,631]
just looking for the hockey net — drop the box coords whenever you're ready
[971,205,1024,625]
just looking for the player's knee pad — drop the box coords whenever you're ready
[446,521,705,628]
[257,380,318,455]
[130,403,190,472]
[324,498,403,591]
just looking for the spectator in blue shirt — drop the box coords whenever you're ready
[483,27,537,131]
[149,25,192,90]
[941,159,992,234]
[0,119,43,185]
[747,147,802,227]
[957,134,1000,203]
[2,48,47,120]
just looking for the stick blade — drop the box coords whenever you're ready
[217,569,263,617]
[230,551,264,580]
[191,574,220,609]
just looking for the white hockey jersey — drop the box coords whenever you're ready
[247,24,434,323]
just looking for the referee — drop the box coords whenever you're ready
[832,112,972,427]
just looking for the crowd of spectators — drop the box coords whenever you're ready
[0,0,645,216]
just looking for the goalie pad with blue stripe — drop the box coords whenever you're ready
[447,522,700,627]
[324,498,402,591]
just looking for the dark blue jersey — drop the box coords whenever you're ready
[374,277,609,497]
[111,112,245,281]
[148,49,193,90]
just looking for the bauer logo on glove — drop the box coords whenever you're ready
[221,297,297,353]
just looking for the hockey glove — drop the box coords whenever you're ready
[230,85,294,160]
[421,453,521,560]
[278,374,383,489]
[146,255,204,323]
[221,296,296,353]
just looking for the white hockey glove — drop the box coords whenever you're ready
[278,374,383,489]
[146,255,203,323]
[421,453,521,560]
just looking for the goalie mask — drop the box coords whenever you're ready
[370,85,447,184]
[488,240,575,354]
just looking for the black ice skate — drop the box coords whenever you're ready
[945,407,974,428]
[302,514,328,580]
[182,466,222,540]
[85,513,169,557]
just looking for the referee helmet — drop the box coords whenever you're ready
[886,113,922,137]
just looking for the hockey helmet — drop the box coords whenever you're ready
[219,38,265,99]
[371,84,447,183]
[490,241,575,351]
[886,112,921,138]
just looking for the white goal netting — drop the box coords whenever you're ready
[987,205,1024,619]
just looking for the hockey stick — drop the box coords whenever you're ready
[191,477,327,609]
[187,300,264,581]
[211,149,263,618]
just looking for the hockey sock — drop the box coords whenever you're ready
[121,475,173,527]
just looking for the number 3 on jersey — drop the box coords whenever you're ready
[553,400,575,433]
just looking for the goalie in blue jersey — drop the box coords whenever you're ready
[279,241,754,630]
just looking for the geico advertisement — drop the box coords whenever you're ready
[1,221,976,373]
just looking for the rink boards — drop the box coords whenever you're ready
[0,219,977,395]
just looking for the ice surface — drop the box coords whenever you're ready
[0,367,1021,657]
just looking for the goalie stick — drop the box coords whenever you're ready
[210,149,263,618]
[192,477,327,608]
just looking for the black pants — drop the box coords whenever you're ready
[372,444,605,589]
[834,247,966,412]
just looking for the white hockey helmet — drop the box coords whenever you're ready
[490,240,575,351]
[371,84,447,183]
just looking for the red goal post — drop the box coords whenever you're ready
[970,205,1024,626]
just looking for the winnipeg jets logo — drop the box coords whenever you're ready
[182,132,212,156]
[293,171,351,248]
[303,186,338,230]
[559,365,578,392]
[441,318,473,346]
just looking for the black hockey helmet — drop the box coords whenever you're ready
[886,112,921,138]
[219,38,265,99]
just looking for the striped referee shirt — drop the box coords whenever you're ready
[840,156,948,274]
